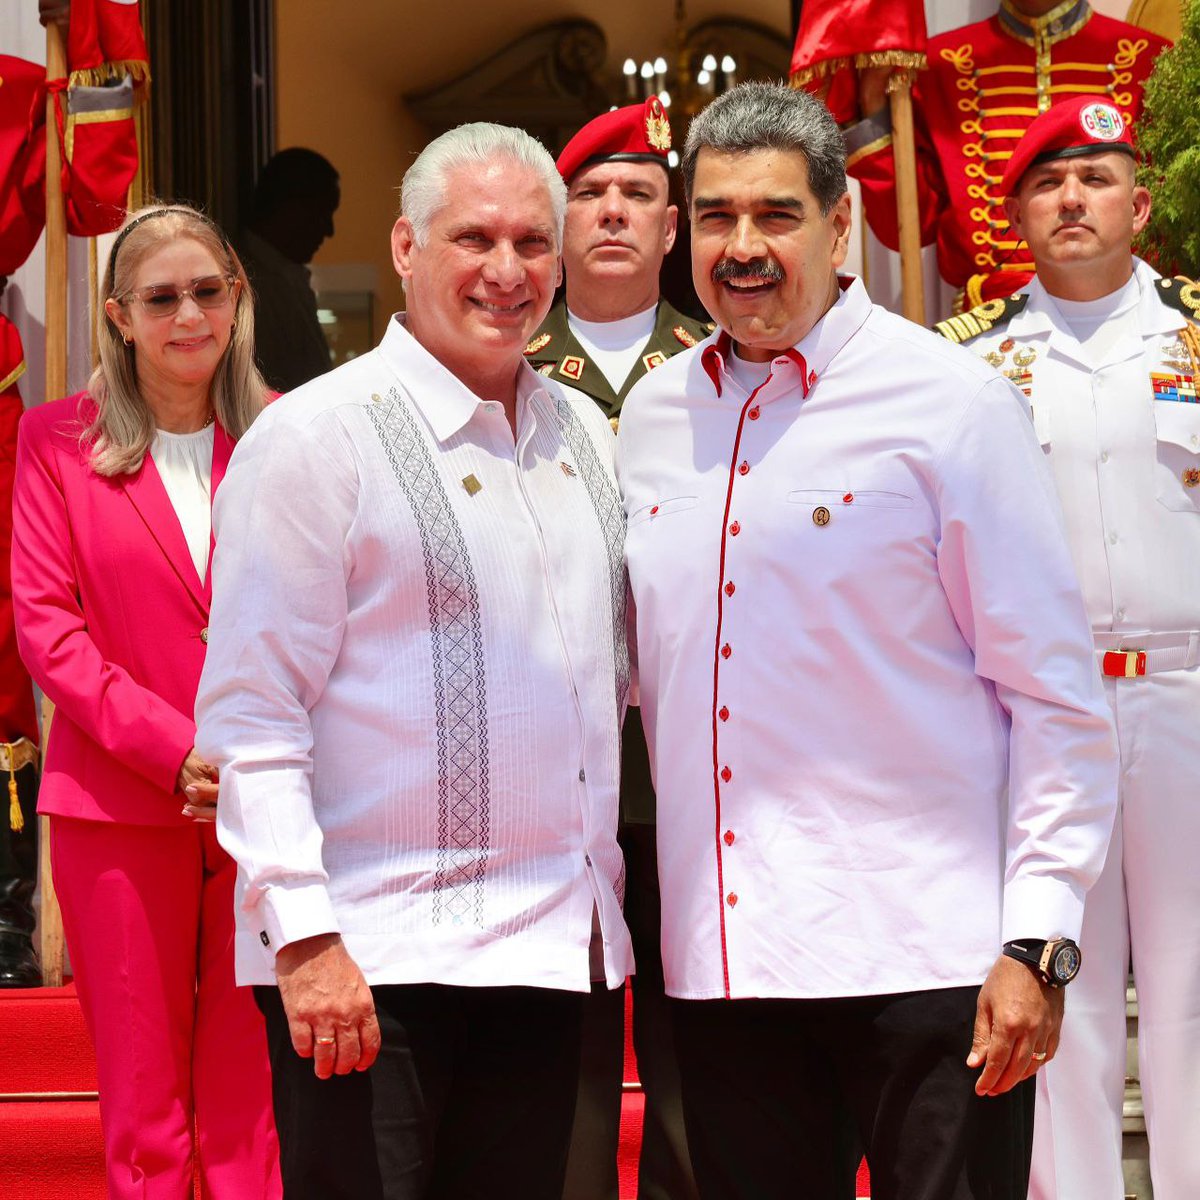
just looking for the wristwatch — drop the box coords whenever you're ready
[1002,937,1081,988]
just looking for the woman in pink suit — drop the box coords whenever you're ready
[11,205,281,1199]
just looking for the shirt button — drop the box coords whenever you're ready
[485,403,499,413]
[726,892,738,907]
[1100,451,1109,463]
[650,505,659,515]
[748,407,760,420]
[721,643,732,659]
[200,627,209,645]
[585,854,592,867]
[738,461,749,476]
[720,765,732,782]
[719,706,730,721]
[724,830,735,846]
[578,768,586,782]
[1109,532,1119,545]
[724,581,735,597]
[729,521,740,536]
[1116,607,1126,621]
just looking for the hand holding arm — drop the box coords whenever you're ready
[178,749,218,822]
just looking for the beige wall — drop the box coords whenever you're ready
[275,0,793,324]
[275,0,1161,329]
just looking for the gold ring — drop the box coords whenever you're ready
[315,1035,336,1046]
[1031,1051,1047,1062]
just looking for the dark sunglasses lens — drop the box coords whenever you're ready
[142,287,182,313]
[193,277,232,307]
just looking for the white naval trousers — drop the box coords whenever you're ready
[1030,666,1200,1200]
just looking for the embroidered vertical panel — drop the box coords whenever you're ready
[552,396,630,714]
[369,389,490,926]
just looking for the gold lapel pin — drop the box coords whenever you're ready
[462,474,482,496]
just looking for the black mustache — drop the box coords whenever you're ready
[711,259,784,284]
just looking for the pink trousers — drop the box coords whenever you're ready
[52,816,281,1200]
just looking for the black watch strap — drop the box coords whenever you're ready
[1003,938,1081,987]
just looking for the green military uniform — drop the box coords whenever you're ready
[525,298,713,427]
[525,298,711,826]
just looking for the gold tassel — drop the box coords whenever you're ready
[8,771,22,834]
[791,50,928,90]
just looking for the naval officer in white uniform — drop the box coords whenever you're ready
[941,94,1200,1200]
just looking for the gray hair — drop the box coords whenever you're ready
[682,82,848,215]
[401,122,567,248]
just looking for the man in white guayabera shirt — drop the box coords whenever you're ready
[617,82,1119,1200]
[195,123,633,1200]
[940,96,1200,1200]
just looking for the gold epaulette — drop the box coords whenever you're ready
[933,293,1028,345]
[1154,275,1200,323]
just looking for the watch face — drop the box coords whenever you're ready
[1051,942,1081,984]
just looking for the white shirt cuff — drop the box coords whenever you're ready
[260,880,340,953]
[1001,875,1085,945]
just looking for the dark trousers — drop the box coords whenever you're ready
[257,982,584,1200]
[562,820,699,1200]
[672,987,1035,1200]
[563,707,699,1200]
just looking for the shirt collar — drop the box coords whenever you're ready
[377,314,551,443]
[998,0,1091,47]
[1020,257,1181,339]
[700,275,871,398]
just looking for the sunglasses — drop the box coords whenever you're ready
[119,275,239,317]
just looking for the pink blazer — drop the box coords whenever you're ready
[12,393,234,826]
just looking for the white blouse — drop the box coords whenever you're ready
[152,425,214,581]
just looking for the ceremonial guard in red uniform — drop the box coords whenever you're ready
[0,308,42,987]
[845,0,1168,307]
[528,100,708,1200]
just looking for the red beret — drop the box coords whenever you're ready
[556,96,672,183]
[1000,95,1136,196]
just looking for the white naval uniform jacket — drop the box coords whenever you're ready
[616,276,1118,1001]
[961,259,1200,639]
[197,315,634,991]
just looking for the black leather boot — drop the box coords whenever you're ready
[0,759,41,988]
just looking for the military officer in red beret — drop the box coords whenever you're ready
[530,97,704,1200]
[525,97,710,423]
[845,1,1168,310]
[938,95,1200,1200]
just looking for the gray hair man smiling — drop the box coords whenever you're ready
[196,122,633,1200]
[617,82,1119,1200]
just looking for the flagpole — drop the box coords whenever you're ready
[888,71,926,324]
[41,16,69,989]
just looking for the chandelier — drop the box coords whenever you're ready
[620,0,740,139]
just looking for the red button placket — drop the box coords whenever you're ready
[709,354,811,995]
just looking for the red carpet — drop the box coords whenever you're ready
[0,980,106,1200]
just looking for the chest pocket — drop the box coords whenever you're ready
[628,495,700,528]
[1153,400,1200,513]
[787,488,915,511]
